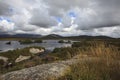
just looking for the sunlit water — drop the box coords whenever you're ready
[0,40,73,52]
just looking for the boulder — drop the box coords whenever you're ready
[6,41,11,45]
[1,62,71,80]
[29,48,44,54]
[0,56,8,62]
[15,55,31,63]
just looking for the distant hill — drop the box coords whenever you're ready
[0,33,115,39]
[41,34,63,39]
[0,34,42,38]
[66,35,114,39]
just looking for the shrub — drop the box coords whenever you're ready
[19,39,33,44]
[58,40,71,43]
[0,60,4,66]
[58,40,64,43]
[51,47,81,60]
[34,39,43,43]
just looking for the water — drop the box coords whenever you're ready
[0,40,72,52]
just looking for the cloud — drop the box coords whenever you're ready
[0,0,120,37]
[0,1,13,16]
[0,17,15,33]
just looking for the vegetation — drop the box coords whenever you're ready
[51,47,80,60]
[0,38,120,80]
[19,39,43,44]
[58,40,64,43]
[58,40,71,43]
[34,39,43,43]
[59,60,120,80]
[57,40,120,80]
[19,39,33,44]
[0,60,4,66]
[0,46,45,74]
[0,46,44,62]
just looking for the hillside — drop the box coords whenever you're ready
[0,34,42,38]
[41,34,63,39]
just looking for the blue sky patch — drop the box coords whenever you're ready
[56,17,62,23]
[0,17,12,22]
[68,11,76,18]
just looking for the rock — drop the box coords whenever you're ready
[6,41,11,45]
[0,56,98,80]
[1,62,71,80]
[4,62,13,69]
[15,55,31,63]
[29,48,44,54]
[0,56,8,62]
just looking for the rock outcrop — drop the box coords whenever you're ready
[0,56,97,80]
[15,55,31,63]
[29,48,44,54]
[1,62,71,80]
[0,56,8,62]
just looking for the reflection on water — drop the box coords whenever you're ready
[0,40,72,52]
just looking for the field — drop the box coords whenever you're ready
[0,38,120,80]
[57,39,120,80]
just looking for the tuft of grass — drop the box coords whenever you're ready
[0,46,44,74]
[58,40,120,80]
[59,60,120,80]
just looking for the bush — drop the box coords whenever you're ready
[51,47,81,60]
[0,60,4,66]
[19,39,33,44]
[34,39,42,43]
[0,46,44,63]
[72,41,90,47]
[58,40,71,43]
[58,40,64,43]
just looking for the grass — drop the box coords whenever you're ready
[0,46,44,62]
[0,46,45,74]
[57,40,120,80]
[34,39,43,43]
[59,60,120,80]
[51,47,80,60]
[19,39,43,44]
[19,39,33,44]
[58,40,71,43]
[0,39,120,80]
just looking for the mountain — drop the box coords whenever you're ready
[65,35,114,39]
[41,34,63,39]
[0,34,42,38]
[0,33,115,39]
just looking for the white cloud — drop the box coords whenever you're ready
[0,19,15,32]
[0,0,120,37]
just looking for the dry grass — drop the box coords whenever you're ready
[58,40,120,80]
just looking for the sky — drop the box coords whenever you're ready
[0,0,120,37]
